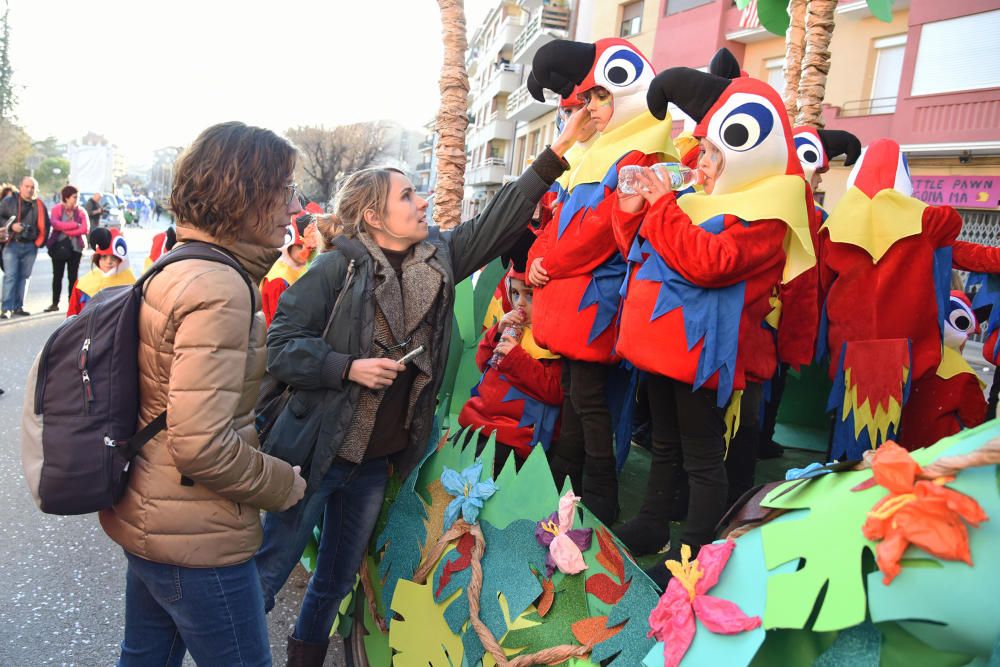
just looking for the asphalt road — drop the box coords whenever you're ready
[0,260,346,666]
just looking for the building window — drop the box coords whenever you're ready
[765,57,785,96]
[665,0,714,16]
[870,34,906,113]
[911,9,1000,97]
[620,1,643,38]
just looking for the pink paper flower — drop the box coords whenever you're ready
[647,540,761,667]
[535,492,592,576]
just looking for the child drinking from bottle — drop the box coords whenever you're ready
[458,230,563,473]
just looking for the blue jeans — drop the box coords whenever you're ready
[256,457,389,644]
[118,550,271,667]
[2,240,37,311]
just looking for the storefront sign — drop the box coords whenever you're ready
[911,175,1000,209]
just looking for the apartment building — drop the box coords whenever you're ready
[464,0,576,220]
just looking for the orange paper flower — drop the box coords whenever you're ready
[863,442,988,584]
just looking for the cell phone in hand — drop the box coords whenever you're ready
[397,345,426,366]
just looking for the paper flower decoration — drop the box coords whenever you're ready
[534,491,593,576]
[785,461,835,481]
[647,540,761,667]
[441,461,497,529]
[862,442,987,585]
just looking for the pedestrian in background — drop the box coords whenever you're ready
[44,185,88,313]
[99,121,307,667]
[0,176,49,319]
[84,191,104,229]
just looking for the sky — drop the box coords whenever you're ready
[8,0,494,169]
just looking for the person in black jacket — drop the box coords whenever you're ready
[1,177,49,318]
[255,110,589,666]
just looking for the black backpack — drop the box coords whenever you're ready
[20,241,254,515]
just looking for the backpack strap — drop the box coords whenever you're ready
[121,241,258,459]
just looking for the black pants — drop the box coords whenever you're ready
[547,359,617,515]
[759,364,787,448]
[51,252,81,305]
[725,382,764,506]
[646,374,728,550]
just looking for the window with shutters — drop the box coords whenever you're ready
[911,10,1000,96]
[620,1,643,38]
[765,57,785,96]
[870,35,906,113]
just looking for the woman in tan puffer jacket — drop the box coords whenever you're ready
[99,121,306,667]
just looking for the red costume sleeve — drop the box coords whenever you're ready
[260,278,288,327]
[497,344,563,405]
[533,151,660,280]
[67,286,84,317]
[611,201,648,257]
[476,324,500,372]
[639,192,787,289]
[951,240,1000,274]
[923,205,963,249]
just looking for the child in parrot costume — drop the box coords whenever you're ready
[143,226,176,271]
[898,291,989,450]
[611,50,814,584]
[261,214,316,327]
[67,227,137,317]
[525,37,678,525]
[459,230,563,473]
[817,138,998,460]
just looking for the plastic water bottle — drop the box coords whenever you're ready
[618,163,697,195]
[491,310,524,367]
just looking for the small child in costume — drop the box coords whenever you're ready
[459,231,563,473]
[898,291,989,450]
[67,227,137,317]
[143,226,177,271]
[261,214,316,326]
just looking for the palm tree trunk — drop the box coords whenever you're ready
[433,0,470,230]
[795,0,837,128]
[782,0,807,125]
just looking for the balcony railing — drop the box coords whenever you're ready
[838,96,899,116]
[418,139,434,151]
[507,82,559,122]
[416,161,432,172]
[512,6,571,64]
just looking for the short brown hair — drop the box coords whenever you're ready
[61,185,79,202]
[170,122,297,242]
[334,167,404,238]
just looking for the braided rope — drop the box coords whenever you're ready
[359,558,387,634]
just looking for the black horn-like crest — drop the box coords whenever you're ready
[529,39,596,101]
[708,48,742,80]
[646,67,731,122]
[818,129,863,167]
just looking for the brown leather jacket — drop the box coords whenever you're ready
[100,226,294,567]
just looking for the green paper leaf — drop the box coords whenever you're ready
[473,258,506,330]
[866,0,895,23]
[876,622,977,667]
[502,573,589,659]
[590,556,659,666]
[757,0,791,36]
[479,444,562,530]
[360,556,392,666]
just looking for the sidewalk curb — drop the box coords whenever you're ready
[0,311,63,329]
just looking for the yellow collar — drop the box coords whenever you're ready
[936,346,985,388]
[821,187,927,263]
[676,175,815,283]
[557,112,678,192]
[263,259,308,286]
[75,267,137,296]
[520,326,559,360]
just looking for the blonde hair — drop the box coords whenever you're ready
[333,167,404,238]
[314,213,343,251]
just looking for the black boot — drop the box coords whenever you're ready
[582,456,619,526]
[286,635,329,667]
[549,452,583,495]
[614,455,680,556]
